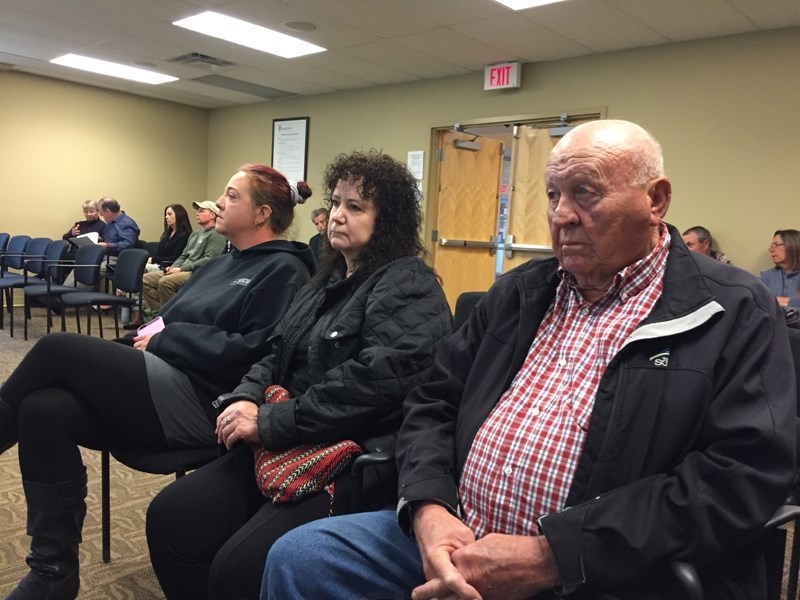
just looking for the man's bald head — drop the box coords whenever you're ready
[544,119,672,301]
[550,120,665,188]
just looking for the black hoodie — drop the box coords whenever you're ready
[147,239,315,421]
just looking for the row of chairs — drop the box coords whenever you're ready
[0,233,150,339]
[0,234,58,337]
[0,232,165,563]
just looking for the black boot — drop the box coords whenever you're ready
[0,396,16,454]
[5,469,87,600]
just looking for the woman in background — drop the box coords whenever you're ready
[760,229,800,308]
[0,164,315,600]
[146,150,452,600]
[61,199,106,261]
[146,204,193,272]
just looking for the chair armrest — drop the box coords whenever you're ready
[21,255,49,281]
[47,260,93,269]
[659,503,800,600]
[1,252,27,260]
[44,261,98,289]
[765,504,800,529]
[0,252,33,275]
[351,450,394,496]
[47,261,98,275]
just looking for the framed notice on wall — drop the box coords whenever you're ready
[271,117,309,182]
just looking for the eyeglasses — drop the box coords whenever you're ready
[768,243,785,250]
[83,209,98,215]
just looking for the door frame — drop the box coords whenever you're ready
[422,107,607,259]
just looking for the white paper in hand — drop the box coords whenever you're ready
[69,232,100,247]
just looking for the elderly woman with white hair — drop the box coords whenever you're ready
[61,199,106,261]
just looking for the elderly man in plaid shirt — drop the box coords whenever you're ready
[261,120,796,600]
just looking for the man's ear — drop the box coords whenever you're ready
[648,177,672,221]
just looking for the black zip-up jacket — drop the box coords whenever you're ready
[228,256,452,506]
[397,225,796,597]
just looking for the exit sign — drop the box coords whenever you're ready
[484,62,521,90]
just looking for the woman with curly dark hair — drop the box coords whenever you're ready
[146,150,452,600]
[314,150,427,283]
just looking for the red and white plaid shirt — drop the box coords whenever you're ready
[459,225,670,538]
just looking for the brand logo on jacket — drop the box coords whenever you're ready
[649,350,670,367]
[230,277,251,286]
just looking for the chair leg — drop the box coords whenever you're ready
[97,307,104,339]
[75,307,82,334]
[44,296,52,335]
[23,296,28,341]
[102,450,111,563]
[8,298,14,338]
[765,528,787,600]
[112,308,119,339]
[787,521,800,600]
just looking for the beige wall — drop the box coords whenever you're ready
[0,71,208,243]
[208,26,800,276]
[2,26,798,279]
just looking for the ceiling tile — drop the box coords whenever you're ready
[283,0,437,37]
[382,0,509,26]
[393,28,518,70]
[0,6,123,51]
[521,0,670,52]
[452,13,592,62]
[726,0,800,29]
[607,0,757,41]
[210,64,339,95]
[300,51,423,86]
[341,39,469,79]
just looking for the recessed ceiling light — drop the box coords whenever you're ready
[173,11,326,59]
[492,0,568,9]
[50,54,178,84]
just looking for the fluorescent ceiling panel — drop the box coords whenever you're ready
[173,11,327,59]
[50,54,178,84]
[492,0,569,9]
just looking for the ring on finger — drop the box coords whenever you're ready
[224,416,232,426]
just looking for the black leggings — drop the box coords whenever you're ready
[1,332,167,483]
[146,443,359,600]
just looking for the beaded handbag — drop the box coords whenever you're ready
[252,385,362,504]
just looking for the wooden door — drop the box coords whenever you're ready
[431,130,503,311]
[503,126,558,272]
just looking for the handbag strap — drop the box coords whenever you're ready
[264,384,290,404]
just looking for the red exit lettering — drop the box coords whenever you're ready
[484,62,520,91]
[490,65,511,88]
